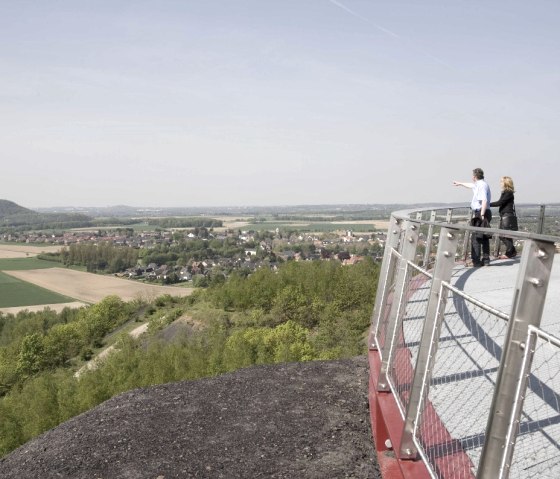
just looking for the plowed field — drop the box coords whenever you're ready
[0,244,61,258]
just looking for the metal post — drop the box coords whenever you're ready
[537,204,546,234]
[446,208,453,222]
[422,210,437,269]
[477,239,556,478]
[399,226,460,458]
[370,215,401,349]
[377,220,419,392]
[462,209,473,263]
[462,229,470,263]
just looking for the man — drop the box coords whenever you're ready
[453,168,492,266]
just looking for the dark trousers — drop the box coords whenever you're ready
[472,232,490,265]
[471,210,492,265]
[499,216,517,258]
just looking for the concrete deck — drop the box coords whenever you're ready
[456,255,560,331]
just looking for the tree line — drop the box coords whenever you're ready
[39,243,139,273]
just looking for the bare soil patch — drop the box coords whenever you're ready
[330,220,390,229]
[0,244,61,258]
[210,216,252,232]
[3,268,194,304]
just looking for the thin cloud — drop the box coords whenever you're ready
[329,0,400,38]
[329,0,453,69]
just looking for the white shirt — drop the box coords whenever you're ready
[471,179,491,211]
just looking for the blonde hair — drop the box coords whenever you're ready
[501,176,515,192]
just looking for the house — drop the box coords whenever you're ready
[337,251,351,261]
[191,261,206,274]
[155,265,169,279]
[278,250,296,261]
[179,267,192,281]
[126,267,144,278]
[342,255,364,266]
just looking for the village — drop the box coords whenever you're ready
[1,226,387,285]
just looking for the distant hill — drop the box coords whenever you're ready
[0,199,33,218]
[0,199,92,231]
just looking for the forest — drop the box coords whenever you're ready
[0,258,379,456]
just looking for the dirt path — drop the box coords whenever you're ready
[74,322,150,378]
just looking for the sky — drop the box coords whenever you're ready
[1,0,559,208]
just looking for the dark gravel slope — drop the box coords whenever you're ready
[0,357,380,478]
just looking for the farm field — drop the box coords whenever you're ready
[0,244,61,259]
[3,268,194,305]
[0,257,68,271]
[211,216,389,233]
[0,258,89,313]
[0,271,76,309]
[248,222,376,233]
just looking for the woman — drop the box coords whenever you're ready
[490,176,518,259]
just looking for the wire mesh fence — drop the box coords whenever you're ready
[373,249,400,352]
[391,263,432,416]
[508,328,560,478]
[412,283,510,478]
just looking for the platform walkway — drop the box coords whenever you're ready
[400,256,560,478]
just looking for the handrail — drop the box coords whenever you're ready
[368,204,560,479]
[390,204,559,245]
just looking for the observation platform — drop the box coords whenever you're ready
[377,255,560,478]
[447,257,560,477]
[369,206,560,478]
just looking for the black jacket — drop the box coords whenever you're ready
[490,190,515,216]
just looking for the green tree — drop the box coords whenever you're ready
[16,333,45,378]
[264,321,315,362]
[0,347,18,394]
[42,322,84,368]
[79,296,129,346]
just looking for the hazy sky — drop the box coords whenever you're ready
[1,1,559,208]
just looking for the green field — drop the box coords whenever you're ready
[0,257,63,271]
[298,223,377,233]
[0,271,75,308]
[247,222,377,233]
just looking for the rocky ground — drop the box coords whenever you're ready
[0,356,380,478]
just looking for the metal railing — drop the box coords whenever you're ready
[369,204,560,479]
